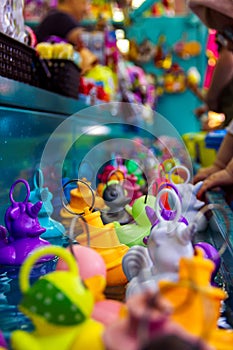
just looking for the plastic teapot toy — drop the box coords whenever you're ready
[0,179,51,265]
[29,169,66,240]
[10,245,105,350]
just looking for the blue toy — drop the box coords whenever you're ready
[30,169,65,240]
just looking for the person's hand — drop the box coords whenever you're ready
[193,164,222,184]
[197,168,233,199]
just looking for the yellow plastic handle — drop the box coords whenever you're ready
[19,246,79,294]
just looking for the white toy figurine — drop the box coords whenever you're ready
[122,188,196,299]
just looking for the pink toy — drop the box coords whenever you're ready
[56,221,123,327]
[103,291,211,350]
[56,244,106,280]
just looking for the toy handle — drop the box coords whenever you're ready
[62,178,95,215]
[155,188,182,224]
[33,168,44,189]
[162,158,177,172]
[19,246,78,294]
[107,168,125,182]
[168,165,191,185]
[68,214,90,247]
[157,182,182,208]
[9,179,30,205]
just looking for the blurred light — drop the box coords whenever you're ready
[207,111,225,128]
[132,0,146,9]
[112,8,124,22]
[117,39,130,54]
[82,125,111,135]
[115,29,125,40]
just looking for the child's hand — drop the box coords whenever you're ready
[193,164,222,184]
[197,169,233,199]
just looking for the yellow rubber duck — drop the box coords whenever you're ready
[77,207,129,287]
[10,246,105,350]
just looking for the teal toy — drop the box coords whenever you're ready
[115,194,156,247]
[30,169,65,240]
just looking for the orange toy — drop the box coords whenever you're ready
[159,249,233,349]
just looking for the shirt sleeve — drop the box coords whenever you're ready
[35,11,80,43]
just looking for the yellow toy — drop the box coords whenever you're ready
[159,249,233,349]
[60,178,105,219]
[76,207,129,287]
[11,246,105,350]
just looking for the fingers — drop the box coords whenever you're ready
[197,169,233,199]
[193,165,222,184]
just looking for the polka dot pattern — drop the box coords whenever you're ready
[21,279,86,326]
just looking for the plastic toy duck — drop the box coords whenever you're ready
[159,249,233,349]
[100,180,133,225]
[67,206,129,287]
[115,194,156,247]
[0,179,51,265]
[60,178,105,219]
[10,245,105,350]
[103,290,211,350]
[122,189,220,299]
[29,169,65,240]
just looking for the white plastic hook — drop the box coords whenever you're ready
[155,188,182,224]
[168,165,191,185]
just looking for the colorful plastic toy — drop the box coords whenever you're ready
[122,190,220,299]
[101,180,132,225]
[10,245,105,350]
[56,241,124,327]
[29,169,65,240]
[159,249,233,349]
[61,184,129,288]
[115,194,156,247]
[168,165,207,231]
[0,179,50,265]
[123,174,143,205]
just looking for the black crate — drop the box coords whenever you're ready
[37,58,81,99]
[0,32,39,86]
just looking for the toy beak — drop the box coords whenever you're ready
[84,275,106,302]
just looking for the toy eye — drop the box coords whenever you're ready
[110,190,118,198]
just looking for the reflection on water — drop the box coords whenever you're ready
[0,257,58,341]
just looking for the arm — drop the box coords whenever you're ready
[205,48,233,111]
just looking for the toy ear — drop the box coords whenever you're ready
[193,181,203,195]
[145,205,157,225]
